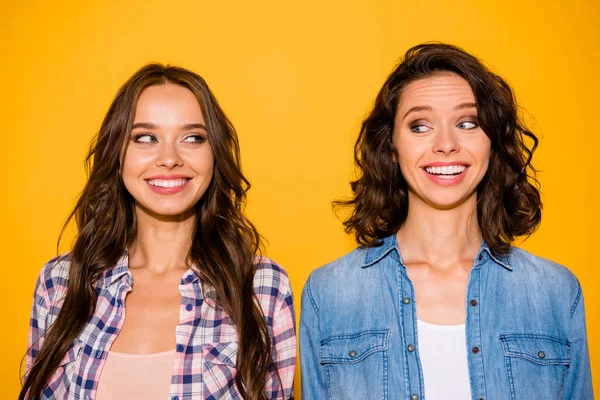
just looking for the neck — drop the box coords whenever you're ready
[396,192,482,269]
[129,204,196,273]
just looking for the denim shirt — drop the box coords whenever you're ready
[300,235,593,400]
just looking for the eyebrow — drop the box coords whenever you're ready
[403,106,432,119]
[131,122,207,131]
[453,102,477,111]
[402,102,477,119]
[181,123,208,131]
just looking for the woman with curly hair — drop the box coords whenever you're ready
[21,64,296,400]
[300,43,592,399]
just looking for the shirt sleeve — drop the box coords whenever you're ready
[24,266,51,377]
[265,286,296,399]
[299,273,328,399]
[562,279,594,399]
[258,260,296,399]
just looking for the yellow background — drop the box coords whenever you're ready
[1,0,598,396]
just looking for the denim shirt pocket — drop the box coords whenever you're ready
[320,329,389,400]
[499,333,570,400]
[202,342,238,399]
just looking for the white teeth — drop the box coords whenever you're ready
[424,165,467,175]
[147,179,188,187]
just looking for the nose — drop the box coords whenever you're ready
[155,143,183,169]
[432,125,460,155]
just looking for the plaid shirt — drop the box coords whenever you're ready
[26,254,296,399]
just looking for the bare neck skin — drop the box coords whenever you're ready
[110,205,195,354]
[128,204,195,273]
[396,192,481,325]
[397,193,482,268]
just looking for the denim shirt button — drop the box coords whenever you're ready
[407,344,415,352]
[411,394,419,400]
[538,351,546,359]
[472,346,480,354]
[478,254,483,261]
[470,299,478,307]
[349,350,357,358]
[403,297,411,304]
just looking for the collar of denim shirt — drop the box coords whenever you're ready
[361,234,512,271]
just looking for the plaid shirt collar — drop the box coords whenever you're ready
[100,251,215,300]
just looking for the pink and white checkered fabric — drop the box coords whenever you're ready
[25,254,296,399]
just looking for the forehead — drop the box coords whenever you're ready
[397,73,475,112]
[134,83,205,123]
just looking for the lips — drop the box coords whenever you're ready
[147,178,189,188]
[144,176,191,195]
[421,163,470,186]
[424,165,467,176]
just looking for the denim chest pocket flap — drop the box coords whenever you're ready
[320,329,389,364]
[499,334,570,365]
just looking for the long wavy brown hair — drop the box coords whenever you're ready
[21,64,277,399]
[335,43,541,256]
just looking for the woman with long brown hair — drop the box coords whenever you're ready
[300,43,592,399]
[21,64,296,399]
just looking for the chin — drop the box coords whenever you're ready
[137,201,198,220]
[420,191,475,210]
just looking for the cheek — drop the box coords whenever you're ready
[121,151,152,179]
[185,148,215,176]
[474,137,492,165]
[120,163,139,195]
[460,132,491,159]
[467,135,492,179]
[395,134,426,171]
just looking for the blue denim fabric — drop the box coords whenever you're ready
[300,235,593,399]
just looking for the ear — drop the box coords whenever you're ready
[390,139,399,163]
[390,125,399,163]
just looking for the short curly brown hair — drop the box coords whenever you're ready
[335,43,541,256]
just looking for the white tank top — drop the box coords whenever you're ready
[417,319,472,400]
[96,349,176,400]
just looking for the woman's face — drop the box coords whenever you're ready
[121,83,215,219]
[392,73,491,210]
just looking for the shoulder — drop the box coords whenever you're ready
[309,248,368,286]
[34,254,72,309]
[508,247,582,301]
[303,247,369,303]
[253,256,292,300]
[509,247,579,283]
[309,247,367,283]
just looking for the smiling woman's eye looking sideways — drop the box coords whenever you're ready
[133,133,157,143]
[183,134,206,143]
[457,121,478,130]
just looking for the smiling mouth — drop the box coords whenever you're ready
[146,178,190,188]
[423,165,468,179]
